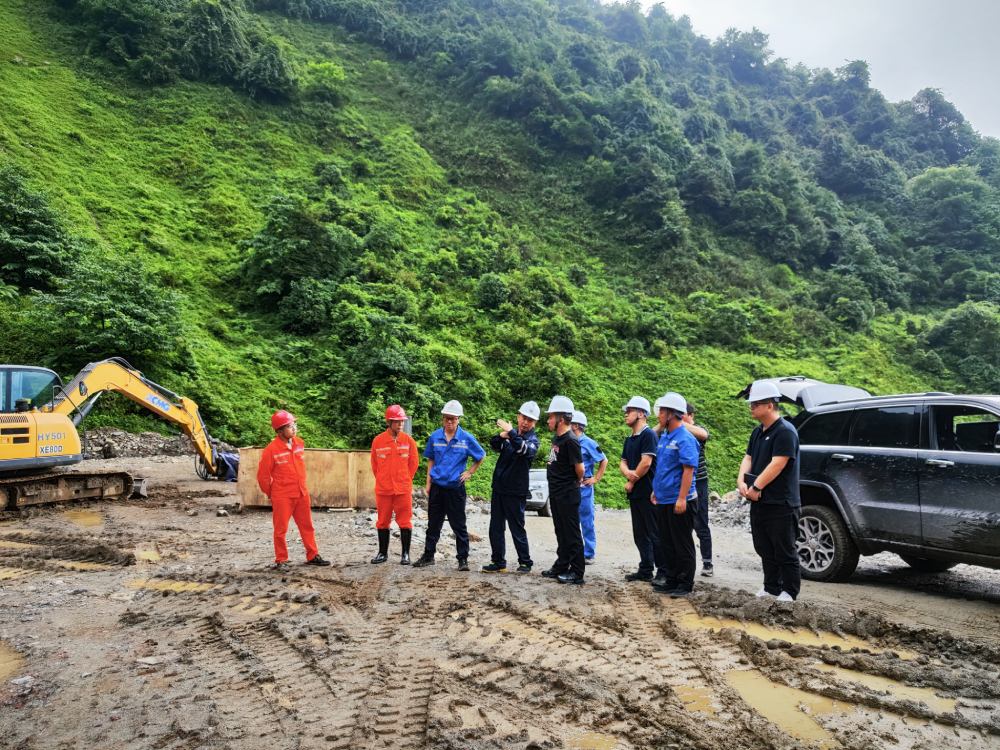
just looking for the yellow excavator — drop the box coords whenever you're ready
[0,357,220,510]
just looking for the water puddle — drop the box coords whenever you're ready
[567,731,620,750]
[50,559,114,571]
[675,685,717,714]
[0,567,30,580]
[677,609,915,658]
[128,578,217,593]
[0,540,41,550]
[64,510,103,527]
[811,662,955,713]
[134,548,161,562]
[0,642,24,681]
[727,670,845,747]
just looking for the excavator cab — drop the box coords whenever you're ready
[1,365,61,413]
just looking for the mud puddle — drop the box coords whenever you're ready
[0,642,24,682]
[810,662,956,713]
[63,510,103,527]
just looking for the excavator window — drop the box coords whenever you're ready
[0,367,61,413]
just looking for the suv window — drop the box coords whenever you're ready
[797,410,852,445]
[930,405,1000,453]
[849,406,919,449]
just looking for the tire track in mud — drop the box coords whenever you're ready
[0,529,135,574]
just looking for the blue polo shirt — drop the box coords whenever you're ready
[577,434,606,478]
[652,424,699,505]
[423,426,486,488]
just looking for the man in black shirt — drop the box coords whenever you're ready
[619,396,664,583]
[542,395,586,585]
[737,381,802,602]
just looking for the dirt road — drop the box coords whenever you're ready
[2,456,999,749]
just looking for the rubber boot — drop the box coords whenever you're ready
[399,528,412,565]
[371,529,389,564]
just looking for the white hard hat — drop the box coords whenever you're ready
[571,410,587,427]
[518,401,540,420]
[441,399,464,417]
[547,395,574,414]
[747,381,782,402]
[659,392,687,413]
[622,396,651,415]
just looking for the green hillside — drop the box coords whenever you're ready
[2,0,998,503]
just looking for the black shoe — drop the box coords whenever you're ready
[540,568,562,579]
[370,552,388,564]
[371,529,389,565]
[701,564,714,577]
[271,561,289,570]
[625,572,653,582]
[481,562,507,573]
[557,572,584,585]
[651,573,667,587]
[584,557,595,565]
[457,558,470,572]
[413,553,435,568]
[651,582,676,593]
[516,564,532,574]
[669,589,692,599]
[400,529,412,565]
[306,555,331,567]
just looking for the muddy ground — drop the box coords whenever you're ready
[1,455,999,750]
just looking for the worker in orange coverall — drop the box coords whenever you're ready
[369,404,419,565]
[256,410,331,569]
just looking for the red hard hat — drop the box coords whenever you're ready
[271,410,295,431]
[385,404,407,421]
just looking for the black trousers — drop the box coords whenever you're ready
[424,483,469,560]
[657,501,696,592]
[489,492,532,567]
[750,503,801,599]
[629,496,665,577]
[692,477,712,563]
[550,488,585,577]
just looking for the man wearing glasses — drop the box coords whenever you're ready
[737,381,802,602]
[413,400,485,571]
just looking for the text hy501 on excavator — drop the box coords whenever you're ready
[0,357,225,510]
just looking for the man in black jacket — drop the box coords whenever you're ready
[483,401,541,573]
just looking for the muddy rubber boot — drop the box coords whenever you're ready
[370,529,389,564]
[400,529,412,565]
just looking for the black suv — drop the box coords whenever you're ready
[760,378,1000,582]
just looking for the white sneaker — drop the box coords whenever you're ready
[755,588,775,598]
[776,591,794,602]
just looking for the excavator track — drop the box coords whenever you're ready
[0,468,134,511]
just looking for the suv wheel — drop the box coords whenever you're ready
[898,555,957,573]
[797,506,860,582]
[537,497,551,517]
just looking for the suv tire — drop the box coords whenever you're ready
[898,555,957,573]
[537,497,551,517]
[797,505,860,582]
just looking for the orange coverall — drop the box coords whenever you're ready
[256,435,319,563]
[370,430,419,530]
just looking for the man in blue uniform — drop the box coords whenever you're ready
[413,400,485,571]
[483,401,541,574]
[570,411,607,564]
[650,392,700,598]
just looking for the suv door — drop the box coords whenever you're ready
[920,403,1000,557]
[833,405,923,546]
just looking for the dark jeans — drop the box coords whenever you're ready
[693,477,712,563]
[750,503,801,599]
[550,488,585,577]
[489,492,532,567]
[629,496,665,577]
[424,483,469,560]
[657,502,696,592]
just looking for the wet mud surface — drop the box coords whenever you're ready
[1,457,999,749]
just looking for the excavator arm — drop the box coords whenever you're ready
[49,358,218,477]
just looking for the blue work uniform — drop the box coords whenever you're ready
[652,424,700,594]
[421,426,486,561]
[577,433,606,560]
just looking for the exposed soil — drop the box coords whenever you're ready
[1,456,999,749]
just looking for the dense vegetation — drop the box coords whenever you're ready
[2,0,998,502]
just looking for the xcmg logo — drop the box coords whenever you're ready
[147,394,172,412]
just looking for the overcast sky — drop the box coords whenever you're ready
[644,0,999,138]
